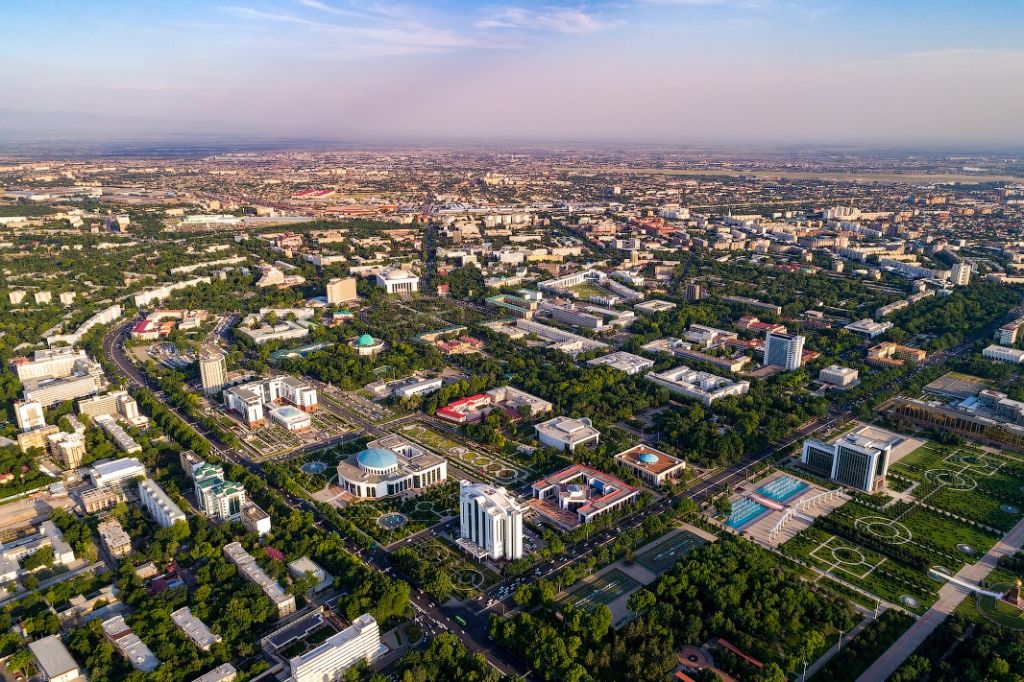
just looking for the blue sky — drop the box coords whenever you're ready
[2,0,1023,144]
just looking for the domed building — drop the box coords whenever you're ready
[337,435,447,498]
[613,444,686,487]
[375,267,420,295]
[350,333,385,357]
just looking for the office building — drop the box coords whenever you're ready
[586,351,655,375]
[867,342,927,368]
[171,607,222,651]
[102,615,160,672]
[16,424,60,453]
[336,435,447,499]
[535,416,600,452]
[375,268,419,294]
[819,364,859,387]
[14,400,45,431]
[193,664,237,682]
[764,332,805,370]
[983,344,1024,364]
[287,557,333,593]
[241,501,272,537]
[77,390,139,421]
[801,433,891,492]
[952,262,972,286]
[531,464,638,527]
[199,345,228,395]
[646,366,750,406]
[326,277,358,304]
[94,415,142,454]
[223,542,296,618]
[23,373,105,408]
[194,463,247,521]
[614,445,686,487]
[48,431,87,469]
[288,614,381,682]
[436,385,552,424]
[11,347,91,381]
[459,481,524,560]
[88,457,146,489]
[843,319,894,338]
[28,635,83,682]
[138,478,187,527]
[98,519,132,559]
[80,487,127,513]
[224,376,318,428]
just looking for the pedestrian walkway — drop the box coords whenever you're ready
[856,515,1024,682]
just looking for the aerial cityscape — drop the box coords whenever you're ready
[1,2,1024,682]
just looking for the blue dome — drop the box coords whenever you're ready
[357,334,376,347]
[357,448,398,470]
[639,452,659,465]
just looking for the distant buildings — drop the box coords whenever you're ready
[801,432,892,492]
[484,318,608,357]
[238,319,310,345]
[764,332,805,370]
[535,416,600,452]
[287,614,381,682]
[199,345,227,395]
[223,542,296,618]
[458,481,525,560]
[614,445,686,487]
[646,366,750,406]
[336,435,447,499]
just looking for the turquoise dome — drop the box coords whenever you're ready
[357,334,376,347]
[639,452,659,464]
[357,448,398,470]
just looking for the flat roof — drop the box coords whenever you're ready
[29,635,79,678]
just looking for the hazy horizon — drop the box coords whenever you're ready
[3,0,1024,147]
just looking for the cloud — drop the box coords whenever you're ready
[476,6,619,34]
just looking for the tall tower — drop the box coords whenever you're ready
[198,345,227,396]
[764,332,805,371]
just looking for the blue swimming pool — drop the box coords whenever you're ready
[757,475,809,503]
[726,497,769,529]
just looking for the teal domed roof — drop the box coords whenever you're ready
[357,447,398,470]
[639,452,659,465]
[357,334,376,347]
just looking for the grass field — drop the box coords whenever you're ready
[410,538,501,598]
[560,569,641,613]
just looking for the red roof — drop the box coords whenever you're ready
[265,547,285,562]
[716,638,763,669]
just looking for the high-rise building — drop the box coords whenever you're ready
[199,345,228,396]
[195,462,247,521]
[801,433,891,492]
[288,614,380,682]
[14,400,45,431]
[764,331,805,370]
[684,280,704,302]
[325,277,358,305]
[459,481,524,560]
[952,262,972,286]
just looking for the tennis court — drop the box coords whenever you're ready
[561,569,641,612]
[636,530,706,575]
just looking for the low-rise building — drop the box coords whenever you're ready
[287,557,333,593]
[88,457,146,489]
[28,635,83,682]
[193,664,237,682]
[818,364,859,387]
[138,478,187,527]
[646,366,749,406]
[983,344,1024,364]
[843,319,894,338]
[102,615,160,672]
[531,464,638,526]
[586,351,654,375]
[240,502,272,536]
[98,519,132,559]
[223,542,296,618]
[535,416,600,452]
[867,342,927,368]
[336,435,447,499]
[614,445,686,486]
[93,415,142,454]
[80,486,127,513]
[171,607,222,651]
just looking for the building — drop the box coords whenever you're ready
[138,478,187,527]
[326,277,358,304]
[350,333,386,356]
[12,347,92,381]
[843,319,894,338]
[287,557,333,593]
[288,614,381,682]
[80,487,126,513]
[238,319,310,345]
[646,367,750,406]
[531,464,639,527]
[194,463,247,521]
[23,373,105,408]
[392,376,443,398]
[336,435,447,499]
[375,268,419,294]
[77,391,139,421]
[764,332,805,370]
[952,262,972,286]
[199,345,228,395]
[458,481,524,560]
[193,664,237,682]
[94,415,142,454]
[614,445,686,487]
[867,342,927,368]
[88,457,146,489]
[47,431,86,469]
[102,615,160,672]
[633,300,677,315]
[223,542,296,618]
[819,364,859,387]
[224,376,318,428]
[983,344,1024,364]
[28,635,83,682]
[685,281,705,301]
[996,316,1024,345]
[14,400,45,431]
[98,519,132,559]
[586,351,655,375]
[801,433,891,492]
[16,424,60,453]
[436,386,553,424]
[535,416,600,452]
[171,607,222,651]
[241,502,272,537]
[483,318,608,357]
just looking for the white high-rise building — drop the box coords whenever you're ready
[764,331,805,370]
[952,262,972,286]
[14,400,46,431]
[288,614,381,682]
[325,277,358,304]
[459,481,524,560]
[199,345,228,396]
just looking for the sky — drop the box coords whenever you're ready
[1,0,1024,146]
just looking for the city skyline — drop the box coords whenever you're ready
[3,0,1024,145]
